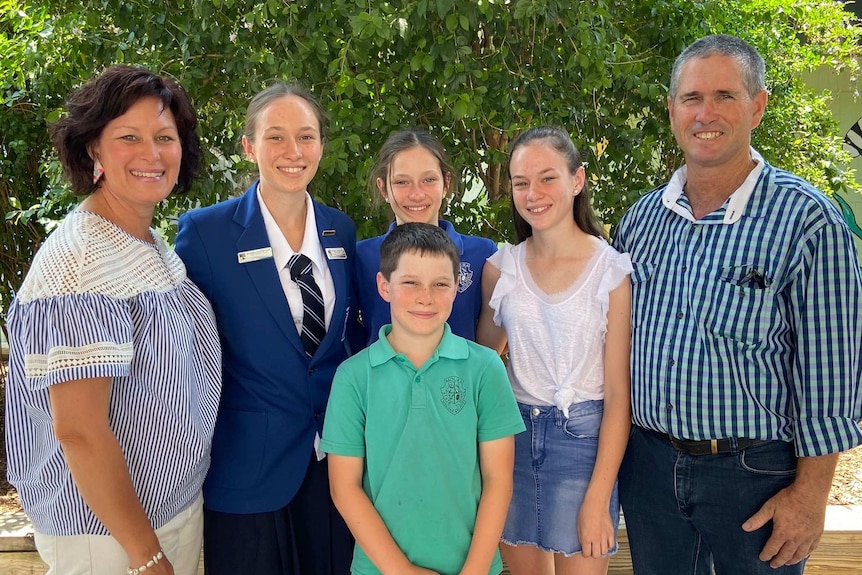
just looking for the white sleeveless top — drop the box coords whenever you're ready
[488,240,632,417]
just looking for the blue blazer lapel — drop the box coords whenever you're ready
[233,185,307,357]
[314,201,350,360]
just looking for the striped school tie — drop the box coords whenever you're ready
[287,253,326,357]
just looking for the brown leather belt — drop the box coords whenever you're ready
[640,426,771,456]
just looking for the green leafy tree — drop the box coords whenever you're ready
[1,2,81,333]
[2,0,860,328]
[714,0,861,195]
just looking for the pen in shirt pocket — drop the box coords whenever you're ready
[737,267,769,289]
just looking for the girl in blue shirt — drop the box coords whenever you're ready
[356,130,496,345]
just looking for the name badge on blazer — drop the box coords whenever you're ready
[325,247,347,260]
[237,247,273,264]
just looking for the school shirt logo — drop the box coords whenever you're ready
[441,376,466,415]
[458,262,472,294]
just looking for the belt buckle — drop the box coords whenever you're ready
[710,439,718,455]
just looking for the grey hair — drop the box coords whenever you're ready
[242,82,328,141]
[669,34,766,99]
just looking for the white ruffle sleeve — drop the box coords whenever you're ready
[596,249,634,335]
[486,244,518,327]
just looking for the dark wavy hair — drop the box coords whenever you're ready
[508,126,606,243]
[49,64,201,195]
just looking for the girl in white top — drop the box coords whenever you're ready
[478,126,632,575]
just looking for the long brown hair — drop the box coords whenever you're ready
[243,82,328,142]
[508,126,605,243]
[367,129,455,206]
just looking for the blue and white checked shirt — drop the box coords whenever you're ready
[613,151,862,457]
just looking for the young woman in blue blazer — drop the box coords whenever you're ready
[175,83,357,575]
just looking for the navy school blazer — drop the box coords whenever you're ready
[175,182,360,514]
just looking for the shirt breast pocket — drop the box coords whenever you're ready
[630,262,654,330]
[701,264,774,345]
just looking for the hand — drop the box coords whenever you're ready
[577,493,615,559]
[742,484,826,568]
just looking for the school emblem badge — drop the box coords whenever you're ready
[458,262,473,293]
[441,376,466,415]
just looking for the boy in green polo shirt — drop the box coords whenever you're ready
[321,222,524,575]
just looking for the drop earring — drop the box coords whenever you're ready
[92,159,104,184]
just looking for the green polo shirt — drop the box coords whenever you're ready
[321,324,524,575]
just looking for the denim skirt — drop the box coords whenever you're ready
[501,400,620,556]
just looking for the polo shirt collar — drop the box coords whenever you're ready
[368,323,469,367]
[661,147,765,225]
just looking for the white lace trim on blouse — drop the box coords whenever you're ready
[5,210,222,536]
[16,211,184,303]
[24,341,134,378]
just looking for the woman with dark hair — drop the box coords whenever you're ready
[356,129,497,344]
[477,126,632,575]
[175,82,356,575]
[5,64,221,575]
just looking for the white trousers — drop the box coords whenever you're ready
[34,495,203,575]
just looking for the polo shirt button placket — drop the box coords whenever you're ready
[411,372,426,408]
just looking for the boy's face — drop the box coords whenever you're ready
[377,250,457,340]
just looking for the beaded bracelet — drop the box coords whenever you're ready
[127,550,164,575]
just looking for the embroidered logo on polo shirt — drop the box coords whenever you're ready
[458,262,472,293]
[441,376,466,415]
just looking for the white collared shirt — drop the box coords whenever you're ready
[257,187,335,333]
[661,147,765,224]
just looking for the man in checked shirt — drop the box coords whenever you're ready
[613,34,862,575]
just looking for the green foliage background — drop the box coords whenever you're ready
[2,0,861,325]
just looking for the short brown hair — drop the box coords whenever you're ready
[379,222,460,280]
[50,64,201,195]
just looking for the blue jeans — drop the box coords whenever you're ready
[619,426,804,575]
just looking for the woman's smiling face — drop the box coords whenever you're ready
[242,94,324,197]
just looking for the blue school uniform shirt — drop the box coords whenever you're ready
[355,219,496,345]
